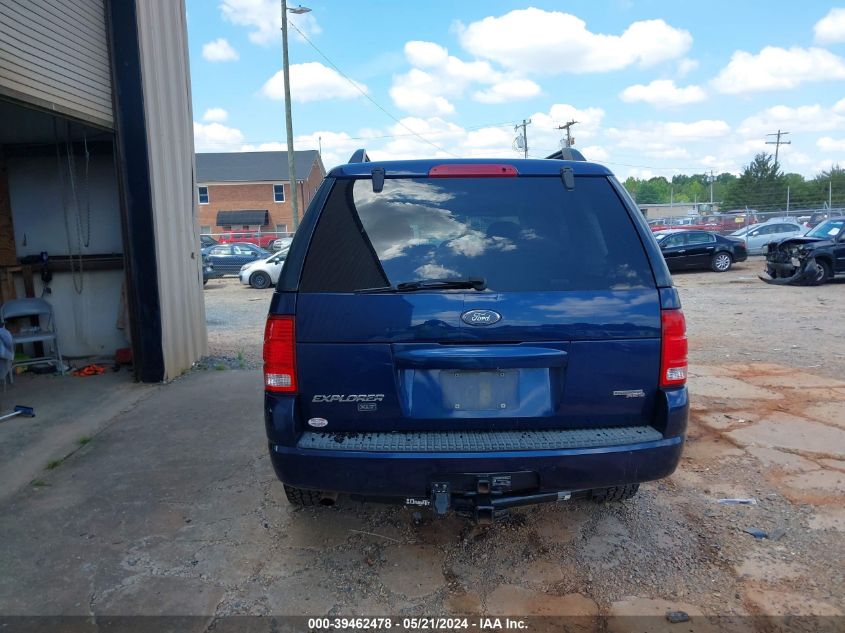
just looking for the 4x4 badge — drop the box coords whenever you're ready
[461,309,502,326]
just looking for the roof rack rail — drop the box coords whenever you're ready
[546,148,586,161]
[348,149,371,163]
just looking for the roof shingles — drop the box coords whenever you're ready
[196,150,320,183]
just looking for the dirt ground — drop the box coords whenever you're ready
[200,265,845,618]
[1,262,843,624]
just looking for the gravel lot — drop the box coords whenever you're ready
[196,262,845,618]
[3,263,842,623]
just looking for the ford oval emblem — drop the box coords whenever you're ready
[461,309,502,326]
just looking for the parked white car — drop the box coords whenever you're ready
[239,252,285,289]
[729,221,805,254]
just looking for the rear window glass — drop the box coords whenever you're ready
[299,176,654,292]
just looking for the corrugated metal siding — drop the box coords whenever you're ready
[135,0,206,379]
[0,0,113,127]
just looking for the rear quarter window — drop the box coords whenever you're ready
[299,176,655,292]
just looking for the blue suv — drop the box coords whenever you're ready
[263,151,688,522]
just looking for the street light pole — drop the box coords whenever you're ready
[280,0,302,231]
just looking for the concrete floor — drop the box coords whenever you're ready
[0,369,265,617]
[0,370,156,501]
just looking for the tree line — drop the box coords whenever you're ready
[623,153,844,212]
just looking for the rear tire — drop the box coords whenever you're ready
[591,483,640,503]
[283,484,323,507]
[250,271,272,289]
[711,252,732,272]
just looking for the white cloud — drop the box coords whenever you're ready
[202,38,239,62]
[620,80,706,108]
[220,0,321,46]
[677,58,699,77]
[712,47,845,94]
[815,8,845,44]
[580,145,609,161]
[390,70,457,117]
[390,41,539,116]
[738,104,845,137]
[818,136,845,152]
[262,62,367,102]
[605,120,729,161]
[473,79,541,104]
[193,122,245,152]
[457,8,691,74]
[202,108,229,122]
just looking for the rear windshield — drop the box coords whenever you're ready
[299,176,654,292]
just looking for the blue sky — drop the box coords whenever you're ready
[186,1,845,179]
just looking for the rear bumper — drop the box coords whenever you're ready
[269,430,685,497]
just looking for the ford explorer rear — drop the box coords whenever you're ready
[263,153,688,522]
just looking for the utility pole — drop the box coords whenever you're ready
[281,1,312,232]
[787,185,790,212]
[514,119,531,158]
[766,130,791,169]
[830,180,833,209]
[708,170,714,205]
[556,120,578,148]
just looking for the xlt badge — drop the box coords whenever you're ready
[461,309,502,326]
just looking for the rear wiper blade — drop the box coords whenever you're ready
[356,277,487,293]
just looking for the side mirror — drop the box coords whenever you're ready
[749,231,759,237]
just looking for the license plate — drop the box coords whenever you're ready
[441,370,519,411]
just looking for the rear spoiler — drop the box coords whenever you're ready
[546,148,586,161]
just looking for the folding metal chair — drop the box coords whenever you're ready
[0,298,65,382]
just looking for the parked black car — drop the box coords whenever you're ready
[761,217,845,286]
[655,230,747,272]
[204,242,270,275]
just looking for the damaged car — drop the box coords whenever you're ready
[760,217,845,286]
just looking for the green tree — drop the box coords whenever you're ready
[722,153,787,211]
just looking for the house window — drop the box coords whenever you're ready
[275,224,287,234]
[200,225,211,235]
[198,186,209,205]
[273,184,285,203]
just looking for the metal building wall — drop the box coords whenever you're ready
[134,0,206,379]
[0,0,113,128]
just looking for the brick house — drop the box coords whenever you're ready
[195,150,325,237]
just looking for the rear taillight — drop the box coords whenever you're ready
[264,315,297,392]
[660,309,687,388]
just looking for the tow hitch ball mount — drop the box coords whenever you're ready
[428,474,575,524]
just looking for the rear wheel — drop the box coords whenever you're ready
[283,484,323,507]
[806,258,832,286]
[250,271,272,289]
[711,252,732,272]
[591,483,640,503]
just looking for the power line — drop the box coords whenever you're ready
[286,20,457,157]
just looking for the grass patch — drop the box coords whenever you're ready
[214,363,227,371]
[45,459,63,470]
[31,479,49,487]
[237,350,246,369]
[77,436,92,446]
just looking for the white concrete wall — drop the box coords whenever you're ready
[6,153,129,357]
